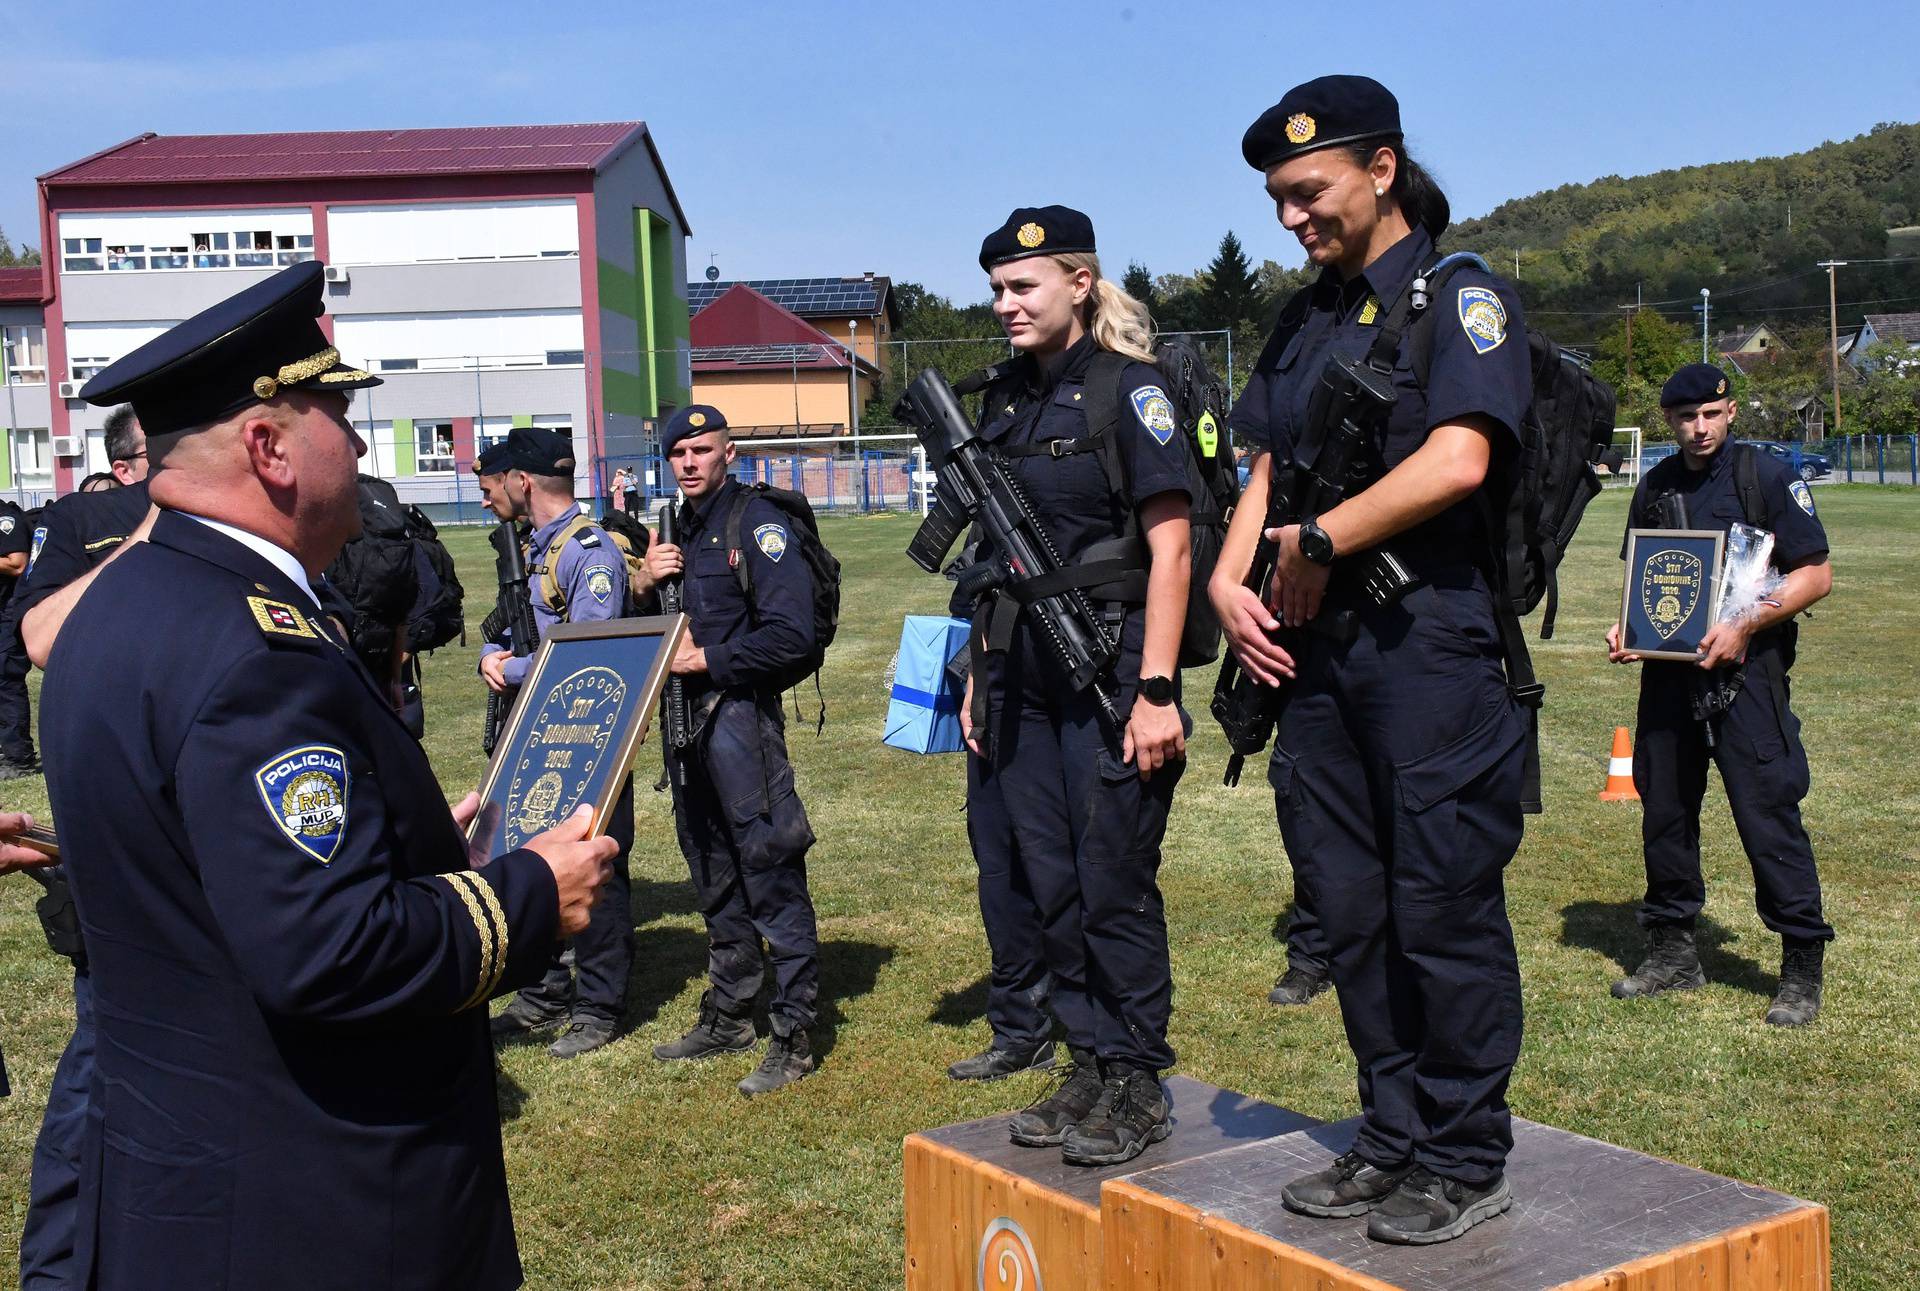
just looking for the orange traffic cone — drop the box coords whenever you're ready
[1599,726,1639,801]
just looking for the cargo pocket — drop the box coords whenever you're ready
[1390,700,1526,903]
[1083,748,1146,867]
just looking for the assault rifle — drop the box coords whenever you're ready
[655,504,692,784]
[898,368,1124,749]
[1211,352,1420,785]
[480,520,537,756]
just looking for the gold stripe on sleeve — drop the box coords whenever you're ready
[435,872,499,1011]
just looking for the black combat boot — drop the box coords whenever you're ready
[548,1018,616,1059]
[1007,1048,1103,1147]
[1765,939,1825,1027]
[1610,924,1706,999]
[1367,1166,1512,1245]
[737,1021,814,1097]
[0,752,40,782]
[652,993,756,1062]
[1268,962,1332,1007]
[1060,1064,1169,1167]
[947,1042,1056,1082]
[1281,1150,1413,1217]
[489,993,568,1041]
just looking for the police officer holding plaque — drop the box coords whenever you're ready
[1606,362,1834,1027]
[479,426,638,1059]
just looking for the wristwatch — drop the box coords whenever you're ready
[1139,675,1176,706]
[1298,517,1336,567]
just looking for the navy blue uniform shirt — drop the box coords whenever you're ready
[0,500,28,603]
[1625,441,1829,566]
[676,478,816,694]
[9,481,150,616]
[1228,228,1531,561]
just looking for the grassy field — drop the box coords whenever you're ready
[3,487,1918,1288]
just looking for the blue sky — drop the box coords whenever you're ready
[1,0,1915,304]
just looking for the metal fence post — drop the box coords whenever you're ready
[1877,435,1885,485]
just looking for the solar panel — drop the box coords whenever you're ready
[684,277,880,316]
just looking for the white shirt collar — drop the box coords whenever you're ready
[176,511,321,609]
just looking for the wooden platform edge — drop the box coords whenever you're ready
[1100,1176,1403,1291]
[902,1132,1101,1219]
[904,1131,1102,1291]
[1550,1203,1832,1291]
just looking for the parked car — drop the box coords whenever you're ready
[1750,440,1831,482]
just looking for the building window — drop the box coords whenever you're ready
[62,237,103,272]
[545,349,584,367]
[3,325,46,384]
[415,421,455,473]
[68,355,111,383]
[477,417,512,455]
[58,218,312,274]
[14,429,52,490]
[374,359,419,372]
[106,245,147,271]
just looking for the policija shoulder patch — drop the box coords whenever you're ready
[255,744,349,864]
[586,565,616,604]
[753,523,788,563]
[1130,385,1178,446]
[1457,286,1508,355]
[1790,480,1817,516]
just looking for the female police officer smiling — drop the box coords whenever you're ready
[956,206,1192,1167]
[1211,77,1534,1243]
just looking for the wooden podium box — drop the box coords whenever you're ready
[1104,1117,1829,1290]
[905,1076,1318,1291]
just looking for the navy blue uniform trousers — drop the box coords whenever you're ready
[967,750,1053,1053]
[19,969,92,1289]
[0,634,32,762]
[1272,578,1526,1186]
[1634,654,1832,943]
[668,691,820,1029]
[982,638,1183,1072]
[517,780,636,1025]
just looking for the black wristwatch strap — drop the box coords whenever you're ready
[1139,674,1175,705]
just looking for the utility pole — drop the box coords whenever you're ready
[1617,303,1637,385]
[1699,288,1711,362]
[1818,260,1846,434]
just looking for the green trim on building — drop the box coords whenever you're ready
[649,213,690,408]
[511,413,533,429]
[601,367,651,418]
[392,417,416,477]
[598,260,639,322]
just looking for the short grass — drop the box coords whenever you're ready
[2,487,1917,1288]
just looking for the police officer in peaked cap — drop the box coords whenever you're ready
[947,206,1194,1167]
[30,260,616,1290]
[1213,76,1535,1242]
[641,404,826,1097]
[1606,362,1834,1025]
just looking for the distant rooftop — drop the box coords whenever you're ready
[0,267,44,304]
[1861,313,1920,345]
[688,276,895,325]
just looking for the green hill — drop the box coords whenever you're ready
[1448,122,1920,341]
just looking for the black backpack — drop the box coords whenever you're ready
[1032,342,1236,668]
[327,477,464,663]
[1396,252,1620,811]
[721,482,841,702]
[397,502,465,653]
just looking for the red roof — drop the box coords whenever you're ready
[0,266,45,304]
[40,123,650,185]
[691,285,875,373]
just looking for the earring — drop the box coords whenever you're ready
[1375,185,1386,197]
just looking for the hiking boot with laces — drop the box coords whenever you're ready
[652,994,755,1062]
[1367,1166,1512,1245]
[489,993,568,1041]
[737,1023,814,1097]
[1008,1048,1103,1147]
[1060,1064,1169,1167]
[1268,962,1333,1007]
[947,1042,1056,1082]
[1766,939,1825,1027]
[548,1019,615,1059]
[1611,924,1706,999]
[1281,1150,1414,1217]
[0,753,41,782]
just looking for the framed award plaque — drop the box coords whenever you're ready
[467,614,688,859]
[1621,529,1726,660]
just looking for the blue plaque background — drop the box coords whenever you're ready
[468,618,681,859]
[1621,529,1725,660]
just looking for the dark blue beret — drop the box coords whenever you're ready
[1242,75,1402,172]
[78,260,379,436]
[472,440,513,476]
[979,206,1096,271]
[501,426,574,476]
[661,404,727,455]
[1661,363,1732,408]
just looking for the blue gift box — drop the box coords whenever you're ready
[883,616,972,755]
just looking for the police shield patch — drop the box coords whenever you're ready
[255,744,349,864]
[0,515,13,536]
[28,526,46,574]
[1130,386,1178,446]
[586,566,615,604]
[1457,287,1508,355]
[1790,480,1816,515]
[754,523,787,563]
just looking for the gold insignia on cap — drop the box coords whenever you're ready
[1715,378,1727,394]
[1285,113,1317,144]
[688,411,706,428]
[1016,222,1046,249]
[252,346,353,402]
[254,376,279,399]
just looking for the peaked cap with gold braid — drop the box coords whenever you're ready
[79,260,380,434]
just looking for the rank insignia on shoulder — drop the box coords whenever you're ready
[255,744,349,865]
[754,523,788,563]
[248,595,318,640]
[586,565,615,604]
[1790,480,1816,516]
[1130,385,1178,445]
[577,532,601,548]
[1457,286,1508,355]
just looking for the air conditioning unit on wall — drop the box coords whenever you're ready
[323,265,350,284]
[51,434,82,458]
[56,380,82,400]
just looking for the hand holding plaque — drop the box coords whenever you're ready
[1620,529,1726,661]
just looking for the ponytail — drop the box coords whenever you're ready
[1346,137,1451,242]
[1052,252,1158,364]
